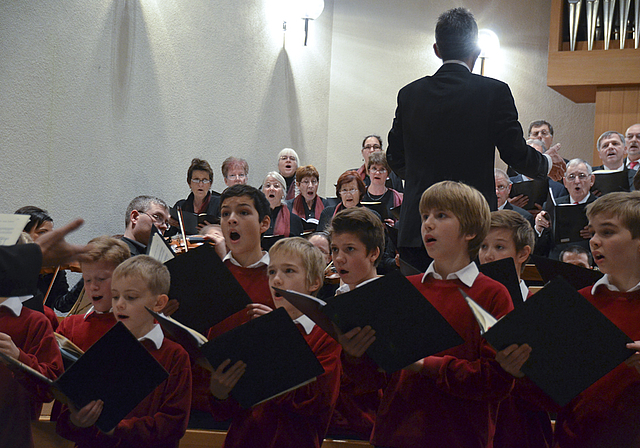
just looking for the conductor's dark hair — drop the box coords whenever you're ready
[15,206,53,233]
[435,8,479,61]
[220,184,271,221]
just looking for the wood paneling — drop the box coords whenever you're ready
[594,87,640,163]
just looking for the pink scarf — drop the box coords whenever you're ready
[273,204,292,236]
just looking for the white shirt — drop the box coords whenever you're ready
[138,323,164,350]
[293,315,315,335]
[422,261,479,288]
[223,251,269,268]
[0,296,23,317]
[520,279,530,302]
[336,276,379,295]
[591,274,640,294]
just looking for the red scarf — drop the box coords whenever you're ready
[194,192,212,214]
[292,195,325,220]
[357,164,367,180]
[273,204,291,236]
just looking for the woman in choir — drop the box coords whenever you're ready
[287,165,330,228]
[221,156,249,187]
[262,172,304,237]
[277,148,299,200]
[316,170,367,231]
[362,151,403,225]
[356,135,403,192]
[169,158,220,234]
[14,206,75,313]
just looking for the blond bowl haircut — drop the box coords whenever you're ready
[489,210,535,273]
[367,151,391,174]
[112,255,171,296]
[419,181,491,259]
[328,207,385,266]
[269,237,325,296]
[84,236,131,265]
[586,191,640,240]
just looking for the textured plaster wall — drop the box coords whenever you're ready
[1,0,596,248]
[324,0,596,193]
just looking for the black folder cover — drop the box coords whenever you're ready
[164,243,251,334]
[531,254,603,290]
[509,179,549,210]
[0,322,169,433]
[481,278,633,407]
[323,270,464,372]
[478,257,523,307]
[261,234,285,252]
[591,170,630,195]
[553,203,588,244]
[200,307,324,408]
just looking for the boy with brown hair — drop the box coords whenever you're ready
[57,235,131,350]
[340,181,514,448]
[208,237,342,447]
[56,256,192,448]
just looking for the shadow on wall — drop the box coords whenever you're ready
[112,0,135,119]
[253,47,305,157]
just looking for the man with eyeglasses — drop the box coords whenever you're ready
[494,168,534,227]
[534,159,596,259]
[122,195,171,256]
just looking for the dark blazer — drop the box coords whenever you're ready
[0,244,42,297]
[534,194,597,260]
[503,201,534,228]
[387,63,549,248]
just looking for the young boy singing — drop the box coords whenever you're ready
[340,181,514,448]
[56,256,192,448]
[208,237,342,447]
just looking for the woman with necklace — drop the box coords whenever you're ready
[362,152,403,226]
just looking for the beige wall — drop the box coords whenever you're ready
[1,0,595,246]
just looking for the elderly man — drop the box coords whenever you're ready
[528,120,555,151]
[122,195,170,256]
[593,130,635,192]
[386,7,565,271]
[494,168,534,227]
[534,159,596,259]
[625,124,640,171]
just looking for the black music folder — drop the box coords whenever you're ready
[553,202,588,244]
[200,307,324,408]
[261,234,285,251]
[0,322,168,432]
[275,270,464,373]
[164,243,252,335]
[361,201,389,220]
[591,169,630,195]
[509,178,549,210]
[478,257,523,307]
[463,277,634,407]
[147,308,208,362]
[531,254,603,291]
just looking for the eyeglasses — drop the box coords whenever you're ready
[565,173,589,181]
[226,173,246,180]
[339,188,359,196]
[280,156,297,162]
[191,178,211,185]
[370,167,387,174]
[142,212,170,229]
[530,130,551,138]
[362,145,381,151]
[300,179,319,186]
[495,184,510,191]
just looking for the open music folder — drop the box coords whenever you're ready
[164,243,252,335]
[462,277,634,406]
[275,270,464,373]
[0,322,168,432]
[531,254,603,291]
[477,257,523,307]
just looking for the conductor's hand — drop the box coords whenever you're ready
[546,143,566,182]
[209,359,246,400]
[246,303,273,319]
[338,326,376,359]
[625,341,640,373]
[495,343,531,378]
[69,400,104,429]
[36,218,91,267]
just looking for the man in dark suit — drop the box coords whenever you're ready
[494,168,534,228]
[592,130,635,192]
[534,159,596,260]
[386,7,565,271]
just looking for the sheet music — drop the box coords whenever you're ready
[0,214,30,246]
[147,232,175,263]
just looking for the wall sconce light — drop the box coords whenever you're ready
[478,29,500,76]
[282,0,325,46]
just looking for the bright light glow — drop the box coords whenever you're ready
[281,0,324,22]
[478,29,500,58]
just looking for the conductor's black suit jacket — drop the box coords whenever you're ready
[387,63,550,248]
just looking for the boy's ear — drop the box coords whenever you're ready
[464,233,476,242]
[368,246,381,264]
[152,294,169,313]
[516,245,532,265]
[259,215,271,235]
[308,276,323,294]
